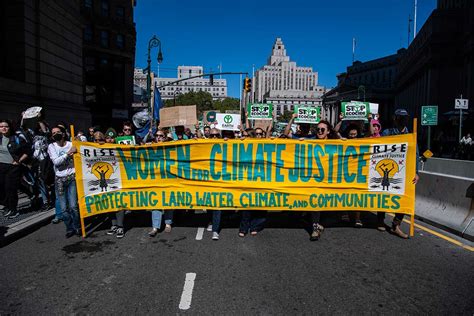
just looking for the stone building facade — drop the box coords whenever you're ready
[0,0,90,128]
[134,66,228,101]
[253,38,326,117]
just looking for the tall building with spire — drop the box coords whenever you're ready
[253,38,326,117]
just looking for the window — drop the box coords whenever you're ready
[100,0,109,17]
[116,34,124,49]
[84,25,93,42]
[100,30,109,47]
[84,0,93,9]
[116,6,125,20]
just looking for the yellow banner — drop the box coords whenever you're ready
[73,135,417,219]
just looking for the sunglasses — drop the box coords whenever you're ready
[94,138,105,142]
[123,128,132,131]
[210,134,220,138]
[316,128,326,133]
[255,132,263,135]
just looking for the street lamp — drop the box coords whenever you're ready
[146,35,163,110]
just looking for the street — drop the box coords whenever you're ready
[1,211,473,314]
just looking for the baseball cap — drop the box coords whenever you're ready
[394,109,409,116]
[105,128,117,138]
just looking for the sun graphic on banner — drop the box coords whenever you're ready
[87,161,118,192]
[375,159,399,178]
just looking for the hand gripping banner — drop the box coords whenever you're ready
[73,134,417,221]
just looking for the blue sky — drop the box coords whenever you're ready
[134,0,436,98]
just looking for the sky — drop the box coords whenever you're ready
[134,0,436,98]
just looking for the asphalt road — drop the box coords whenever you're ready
[1,211,473,315]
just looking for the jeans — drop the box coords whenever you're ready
[111,210,125,227]
[54,197,62,220]
[56,177,80,233]
[208,210,221,233]
[151,210,173,229]
[37,176,50,205]
[239,211,266,233]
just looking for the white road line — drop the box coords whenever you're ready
[195,227,204,240]
[179,273,196,310]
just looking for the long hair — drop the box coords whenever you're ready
[318,120,338,139]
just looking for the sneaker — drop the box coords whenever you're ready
[106,225,118,235]
[310,223,324,241]
[377,225,386,232]
[355,220,363,228]
[8,212,20,219]
[212,232,219,240]
[206,224,213,232]
[164,224,172,233]
[116,227,125,238]
[148,228,158,237]
[65,231,75,238]
[51,218,61,224]
[341,213,350,222]
[3,210,13,217]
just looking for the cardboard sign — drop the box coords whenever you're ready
[369,103,379,115]
[294,106,320,124]
[215,113,241,131]
[247,103,273,120]
[342,101,369,120]
[159,105,197,127]
[253,120,273,132]
[203,110,219,125]
[116,136,136,145]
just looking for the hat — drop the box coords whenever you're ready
[105,128,117,138]
[394,109,409,116]
[371,119,381,128]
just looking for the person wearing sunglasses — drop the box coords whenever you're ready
[93,131,106,145]
[209,128,221,139]
[148,129,174,236]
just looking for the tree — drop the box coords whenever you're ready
[278,109,294,123]
[164,91,214,115]
[163,92,241,119]
[213,97,240,113]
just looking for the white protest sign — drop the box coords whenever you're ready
[215,113,241,131]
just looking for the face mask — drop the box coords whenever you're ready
[53,133,63,141]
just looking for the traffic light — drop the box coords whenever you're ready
[244,77,251,92]
[209,74,214,86]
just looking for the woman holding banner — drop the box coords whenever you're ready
[47,125,80,238]
[148,129,174,237]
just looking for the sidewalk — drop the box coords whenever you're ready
[0,192,55,245]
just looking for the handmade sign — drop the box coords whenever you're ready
[294,106,320,124]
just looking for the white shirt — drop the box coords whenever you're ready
[47,141,75,177]
[460,136,472,145]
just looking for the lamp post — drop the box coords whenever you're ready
[146,35,163,110]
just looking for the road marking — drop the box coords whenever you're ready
[401,218,474,252]
[383,213,474,252]
[179,273,196,310]
[195,227,204,240]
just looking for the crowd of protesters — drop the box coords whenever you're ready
[0,108,419,241]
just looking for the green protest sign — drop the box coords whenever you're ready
[341,101,369,120]
[116,135,136,145]
[294,105,320,124]
[247,103,273,120]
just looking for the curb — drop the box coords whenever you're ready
[1,210,55,247]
